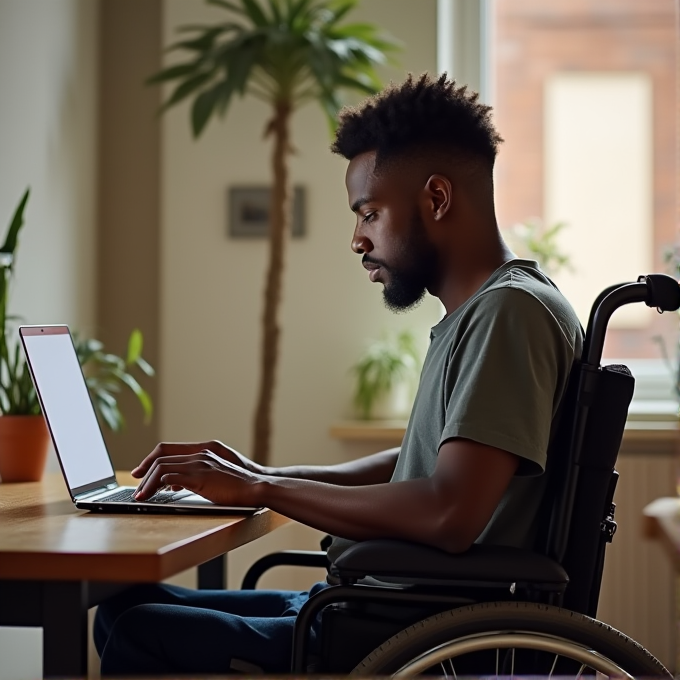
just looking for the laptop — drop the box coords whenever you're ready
[19,325,260,515]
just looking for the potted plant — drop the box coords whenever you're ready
[0,190,154,482]
[505,218,572,277]
[147,0,398,466]
[351,330,420,420]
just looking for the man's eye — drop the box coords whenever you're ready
[362,212,376,224]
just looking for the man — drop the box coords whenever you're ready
[95,73,582,675]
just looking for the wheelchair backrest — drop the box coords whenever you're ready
[537,275,680,618]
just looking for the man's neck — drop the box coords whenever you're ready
[436,236,515,316]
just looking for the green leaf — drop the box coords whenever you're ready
[146,62,200,85]
[116,371,153,423]
[264,0,282,24]
[335,73,378,95]
[1,188,29,255]
[208,0,248,15]
[240,0,269,26]
[162,71,215,111]
[191,85,222,136]
[135,356,156,377]
[167,25,229,53]
[286,0,314,26]
[226,38,261,94]
[95,396,123,432]
[126,329,144,365]
[327,0,357,25]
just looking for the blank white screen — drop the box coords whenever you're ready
[23,331,114,490]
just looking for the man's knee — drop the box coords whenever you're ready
[95,584,180,657]
[100,604,170,676]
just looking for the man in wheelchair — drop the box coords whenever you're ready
[95,73,670,677]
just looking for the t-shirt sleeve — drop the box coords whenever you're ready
[439,287,572,476]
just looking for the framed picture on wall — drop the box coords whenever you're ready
[228,186,305,238]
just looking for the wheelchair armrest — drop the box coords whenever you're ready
[241,550,328,590]
[331,539,568,591]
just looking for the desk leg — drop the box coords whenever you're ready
[198,554,228,589]
[43,581,88,678]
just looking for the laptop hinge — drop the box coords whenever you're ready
[74,482,117,501]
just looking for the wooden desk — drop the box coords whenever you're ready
[0,473,288,677]
[643,497,680,571]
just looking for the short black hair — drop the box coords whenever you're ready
[331,73,503,170]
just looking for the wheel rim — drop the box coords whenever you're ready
[392,631,635,679]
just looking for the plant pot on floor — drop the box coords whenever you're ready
[0,415,50,482]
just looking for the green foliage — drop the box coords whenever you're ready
[74,331,155,432]
[148,0,399,136]
[506,219,572,277]
[0,189,38,416]
[0,190,155,430]
[351,330,420,420]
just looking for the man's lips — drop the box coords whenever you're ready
[362,261,382,282]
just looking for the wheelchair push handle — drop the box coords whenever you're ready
[639,273,680,312]
[583,273,680,367]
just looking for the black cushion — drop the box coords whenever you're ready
[331,539,568,588]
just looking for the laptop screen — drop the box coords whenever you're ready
[20,326,115,493]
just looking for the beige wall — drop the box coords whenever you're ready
[0,1,99,676]
[0,0,99,468]
[160,0,440,587]
[0,0,98,346]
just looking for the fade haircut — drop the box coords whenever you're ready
[331,73,503,173]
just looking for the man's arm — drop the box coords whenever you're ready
[134,438,519,554]
[263,448,399,485]
[132,442,398,487]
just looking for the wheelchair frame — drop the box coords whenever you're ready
[240,273,680,677]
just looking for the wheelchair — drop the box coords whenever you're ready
[242,274,680,678]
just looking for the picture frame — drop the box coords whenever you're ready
[228,186,305,238]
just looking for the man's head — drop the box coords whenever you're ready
[332,73,504,312]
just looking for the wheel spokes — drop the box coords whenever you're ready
[393,632,635,679]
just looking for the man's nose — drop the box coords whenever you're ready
[351,229,373,255]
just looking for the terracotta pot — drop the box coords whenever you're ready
[0,415,51,482]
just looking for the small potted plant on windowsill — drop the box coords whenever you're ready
[0,189,154,482]
[351,330,420,420]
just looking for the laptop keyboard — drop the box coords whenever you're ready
[101,488,180,504]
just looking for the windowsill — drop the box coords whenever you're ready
[329,402,679,445]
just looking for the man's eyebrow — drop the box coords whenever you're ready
[351,196,374,213]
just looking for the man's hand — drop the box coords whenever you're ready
[131,441,262,480]
[133,450,263,505]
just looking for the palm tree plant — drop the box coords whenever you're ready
[149,0,398,465]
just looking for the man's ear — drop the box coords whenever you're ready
[424,174,452,221]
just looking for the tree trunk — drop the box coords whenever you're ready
[252,102,292,466]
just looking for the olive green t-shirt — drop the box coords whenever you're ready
[327,259,583,565]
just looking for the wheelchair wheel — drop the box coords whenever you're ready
[351,601,671,678]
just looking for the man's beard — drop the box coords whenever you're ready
[368,212,438,313]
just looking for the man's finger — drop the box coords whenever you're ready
[134,453,210,491]
[131,442,210,478]
[160,472,198,493]
[131,444,164,478]
[135,460,208,500]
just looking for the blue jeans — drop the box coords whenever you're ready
[95,581,328,676]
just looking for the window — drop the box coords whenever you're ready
[492,0,678,360]
[437,0,679,404]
